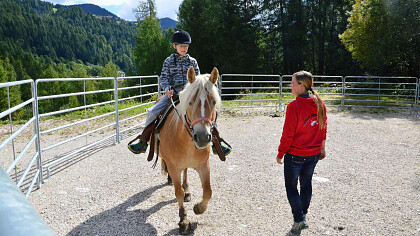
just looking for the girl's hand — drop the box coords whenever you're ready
[276,156,283,165]
[320,140,326,160]
[320,149,326,160]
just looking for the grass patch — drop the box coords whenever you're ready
[39,93,159,121]
[222,90,280,108]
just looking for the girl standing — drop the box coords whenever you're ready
[277,71,327,234]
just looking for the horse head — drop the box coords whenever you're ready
[178,66,221,150]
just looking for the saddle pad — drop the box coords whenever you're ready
[155,98,179,131]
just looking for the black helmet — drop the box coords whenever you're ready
[171,30,191,44]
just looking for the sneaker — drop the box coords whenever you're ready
[128,141,148,154]
[291,221,308,234]
[212,144,232,156]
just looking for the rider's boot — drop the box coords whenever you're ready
[128,124,154,154]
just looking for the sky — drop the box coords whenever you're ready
[44,0,183,21]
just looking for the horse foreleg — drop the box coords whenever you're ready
[194,161,212,215]
[167,167,191,235]
[182,168,191,202]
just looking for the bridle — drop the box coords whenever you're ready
[185,109,216,131]
[170,96,216,139]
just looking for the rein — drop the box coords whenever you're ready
[170,96,193,139]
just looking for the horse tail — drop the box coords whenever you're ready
[161,159,168,176]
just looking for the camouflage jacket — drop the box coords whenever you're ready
[160,53,200,92]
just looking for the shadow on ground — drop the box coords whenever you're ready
[66,182,188,236]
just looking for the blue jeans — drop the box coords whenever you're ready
[144,95,170,127]
[283,153,320,222]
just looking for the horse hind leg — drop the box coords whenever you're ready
[194,162,212,215]
[167,166,191,235]
[182,168,191,202]
[161,159,173,185]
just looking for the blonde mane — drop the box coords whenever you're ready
[168,74,221,129]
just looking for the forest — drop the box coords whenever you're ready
[177,0,420,76]
[1,0,420,119]
[136,0,420,76]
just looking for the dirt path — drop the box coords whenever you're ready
[28,112,420,235]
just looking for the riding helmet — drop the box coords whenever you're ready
[171,30,191,44]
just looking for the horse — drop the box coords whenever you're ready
[156,66,221,234]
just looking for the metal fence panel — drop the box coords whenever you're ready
[115,75,160,138]
[35,77,117,183]
[220,74,282,111]
[343,76,418,111]
[281,75,344,111]
[220,74,418,112]
[0,80,41,197]
[34,76,160,183]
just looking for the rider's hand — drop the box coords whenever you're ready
[276,156,283,165]
[166,89,174,98]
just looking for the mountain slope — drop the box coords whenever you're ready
[59,3,119,19]
[0,0,137,71]
[160,17,178,30]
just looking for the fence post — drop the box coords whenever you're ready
[219,75,223,110]
[114,77,120,143]
[341,76,346,111]
[83,81,88,144]
[33,80,43,186]
[278,75,282,112]
[416,78,419,114]
[6,87,17,182]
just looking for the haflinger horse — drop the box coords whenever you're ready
[157,66,221,235]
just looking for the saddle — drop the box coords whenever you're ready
[147,96,179,166]
[130,94,229,168]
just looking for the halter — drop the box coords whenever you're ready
[184,110,216,132]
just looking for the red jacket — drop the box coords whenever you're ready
[277,95,327,159]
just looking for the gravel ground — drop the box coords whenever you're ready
[28,111,420,236]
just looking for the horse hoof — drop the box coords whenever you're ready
[178,221,191,235]
[193,204,206,215]
[184,193,191,202]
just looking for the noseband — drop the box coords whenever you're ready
[185,110,216,132]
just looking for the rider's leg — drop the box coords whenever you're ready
[128,96,170,154]
[211,123,232,156]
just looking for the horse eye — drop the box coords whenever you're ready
[189,102,192,106]
[212,100,216,105]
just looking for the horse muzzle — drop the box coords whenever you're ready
[186,115,215,150]
[192,129,212,149]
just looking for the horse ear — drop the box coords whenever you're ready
[209,67,219,84]
[187,66,196,83]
